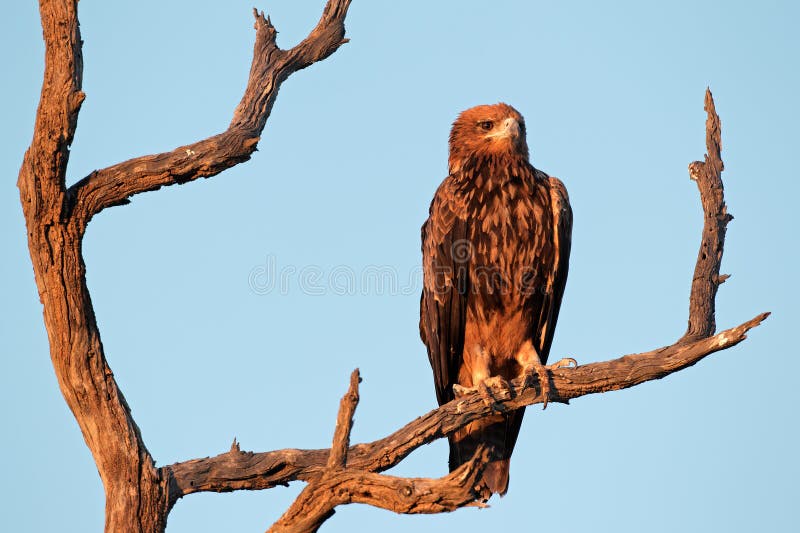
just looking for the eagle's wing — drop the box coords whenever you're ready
[536,175,573,362]
[420,177,469,406]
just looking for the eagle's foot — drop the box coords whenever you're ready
[453,377,511,413]
[479,376,512,412]
[523,358,577,409]
[523,364,551,409]
[482,375,512,394]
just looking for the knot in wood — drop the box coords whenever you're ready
[688,161,704,181]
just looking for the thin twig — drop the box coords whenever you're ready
[328,369,361,470]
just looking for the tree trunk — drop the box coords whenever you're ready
[18,209,171,531]
[19,1,765,531]
[18,1,352,530]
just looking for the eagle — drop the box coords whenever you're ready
[419,103,574,496]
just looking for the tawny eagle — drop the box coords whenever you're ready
[420,103,574,496]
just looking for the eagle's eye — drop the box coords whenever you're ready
[479,120,494,131]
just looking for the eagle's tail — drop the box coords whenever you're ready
[482,457,511,496]
[449,411,522,496]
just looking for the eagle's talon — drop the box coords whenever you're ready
[478,377,510,413]
[522,364,552,410]
[551,357,577,369]
[482,375,512,395]
[523,359,575,409]
[453,378,510,413]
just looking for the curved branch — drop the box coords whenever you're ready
[19,3,173,531]
[268,368,492,532]
[165,91,769,527]
[67,1,352,226]
[19,3,354,532]
[23,6,765,526]
[166,311,768,504]
[269,449,492,533]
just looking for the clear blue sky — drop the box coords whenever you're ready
[2,1,797,531]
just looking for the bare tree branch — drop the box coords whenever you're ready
[67,0,352,226]
[164,90,769,530]
[166,312,767,504]
[272,369,364,532]
[18,2,353,532]
[20,1,767,529]
[328,369,361,470]
[19,3,171,531]
[18,0,84,204]
[268,449,492,533]
[267,371,493,532]
[684,88,729,340]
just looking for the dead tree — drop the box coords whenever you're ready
[18,1,767,532]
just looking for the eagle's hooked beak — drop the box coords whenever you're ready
[488,117,521,140]
[501,117,521,139]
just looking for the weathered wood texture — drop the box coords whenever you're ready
[165,90,767,531]
[267,371,494,532]
[684,89,730,340]
[19,2,169,532]
[166,313,767,500]
[18,1,351,532]
[68,3,351,228]
[268,370,494,533]
[19,0,765,531]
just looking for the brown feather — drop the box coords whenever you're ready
[420,103,572,496]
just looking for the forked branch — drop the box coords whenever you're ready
[166,312,767,502]
[67,0,352,227]
[163,90,768,532]
[20,1,767,530]
[19,2,354,532]
[267,370,493,533]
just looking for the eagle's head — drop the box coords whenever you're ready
[448,103,529,174]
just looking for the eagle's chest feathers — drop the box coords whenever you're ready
[451,167,556,365]
[460,170,553,302]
